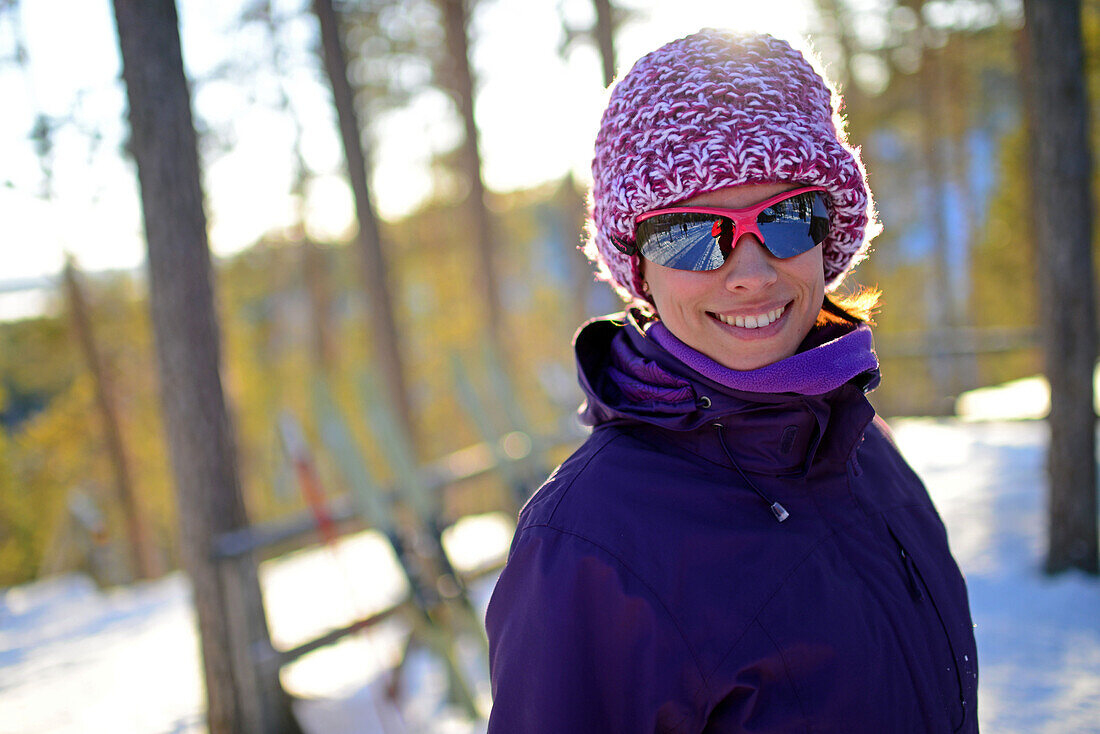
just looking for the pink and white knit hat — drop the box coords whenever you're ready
[585,30,880,302]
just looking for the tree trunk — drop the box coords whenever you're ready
[438,0,506,347]
[302,240,336,373]
[110,2,303,731]
[1023,0,1099,575]
[261,3,337,374]
[560,173,593,330]
[592,0,616,87]
[312,0,418,448]
[62,259,160,581]
[943,39,980,395]
[905,0,960,413]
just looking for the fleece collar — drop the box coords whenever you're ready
[647,318,879,396]
[575,310,880,472]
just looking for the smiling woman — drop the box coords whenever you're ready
[485,30,980,733]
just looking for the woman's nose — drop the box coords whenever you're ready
[724,235,778,291]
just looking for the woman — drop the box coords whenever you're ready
[485,30,978,733]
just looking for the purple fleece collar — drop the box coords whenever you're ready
[647,320,878,396]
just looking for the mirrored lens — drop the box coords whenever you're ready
[637,213,728,271]
[756,192,830,259]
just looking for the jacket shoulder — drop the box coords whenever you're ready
[856,416,940,514]
[516,426,633,530]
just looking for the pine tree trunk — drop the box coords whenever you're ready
[907,0,960,414]
[592,0,616,87]
[312,0,418,449]
[62,259,160,581]
[303,240,336,373]
[1023,0,1100,575]
[944,39,980,394]
[561,173,593,331]
[110,1,303,730]
[438,0,506,347]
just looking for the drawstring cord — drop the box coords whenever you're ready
[713,422,790,523]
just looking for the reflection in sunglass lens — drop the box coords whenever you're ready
[757,193,830,258]
[636,213,728,271]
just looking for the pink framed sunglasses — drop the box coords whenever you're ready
[611,186,830,272]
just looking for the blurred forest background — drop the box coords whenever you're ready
[0,0,1091,588]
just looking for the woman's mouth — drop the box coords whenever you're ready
[709,303,787,329]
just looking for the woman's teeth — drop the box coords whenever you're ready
[715,304,786,329]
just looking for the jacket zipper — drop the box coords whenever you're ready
[886,521,969,731]
[897,540,924,601]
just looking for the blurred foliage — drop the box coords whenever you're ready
[338,0,444,116]
[7,0,1100,584]
[0,314,75,427]
[0,179,585,585]
[811,2,1037,415]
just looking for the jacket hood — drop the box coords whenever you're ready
[576,309,880,434]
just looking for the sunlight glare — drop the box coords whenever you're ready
[304,174,355,244]
[1,0,823,298]
[621,0,816,63]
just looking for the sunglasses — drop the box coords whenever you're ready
[611,186,830,272]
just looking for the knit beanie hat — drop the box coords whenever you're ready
[585,29,880,303]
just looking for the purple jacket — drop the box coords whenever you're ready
[486,311,978,733]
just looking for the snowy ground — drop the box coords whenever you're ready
[2,418,1099,733]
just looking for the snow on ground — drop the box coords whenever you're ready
[0,571,205,734]
[954,367,1100,421]
[2,420,1099,733]
[0,514,510,734]
[891,418,1100,733]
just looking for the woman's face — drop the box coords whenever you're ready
[642,182,826,371]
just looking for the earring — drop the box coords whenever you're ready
[641,281,651,294]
